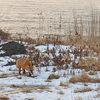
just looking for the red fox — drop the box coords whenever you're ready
[16,58,34,76]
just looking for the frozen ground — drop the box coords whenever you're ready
[0,41,100,100]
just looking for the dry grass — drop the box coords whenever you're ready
[84,83,88,86]
[95,85,100,98]
[0,70,3,72]
[10,84,22,88]
[0,60,4,62]
[36,86,49,90]
[0,29,10,41]
[35,86,50,93]
[69,73,100,83]
[11,55,18,60]
[28,46,35,50]
[46,89,53,93]
[48,74,60,80]
[17,76,22,79]
[0,96,9,100]
[15,35,36,44]
[74,97,83,100]
[75,58,98,71]
[4,61,16,66]
[22,37,100,71]
[10,84,35,89]
[10,84,17,88]
[21,89,32,93]
[45,79,52,82]
[88,71,97,75]
[7,32,100,71]
[74,87,92,93]
[96,90,100,98]
[58,90,64,95]
[0,87,4,91]
[45,68,50,72]
[59,81,69,87]
[0,74,8,78]
[37,86,46,89]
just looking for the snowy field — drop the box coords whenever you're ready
[0,41,100,100]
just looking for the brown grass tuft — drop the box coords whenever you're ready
[88,71,97,75]
[0,74,8,78]
[59,81,69,87]
[0,96,9,100]
[45,79,52,82]
[21,89,32,93]
[0,60,4,62]
[59,91,64,95]
[69,73,100,83]
[28,46,35,50]
[0,29,10,41]
[35,85,50,92]
[37,86,46,89]
[48,74,60,80]
[74,87,92,93]
[17,76,22,79]
[10,84,20,88]
[75,58,97,71]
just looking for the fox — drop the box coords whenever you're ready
[16,58,34,76]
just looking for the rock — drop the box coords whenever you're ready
[0,41,26,57]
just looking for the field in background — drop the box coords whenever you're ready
[0,0,100,38]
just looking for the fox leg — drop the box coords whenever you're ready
[29,72,31,77]
[19,67,21,75]
[23,69,25,74]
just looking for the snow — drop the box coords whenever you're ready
[0,42,100,100]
